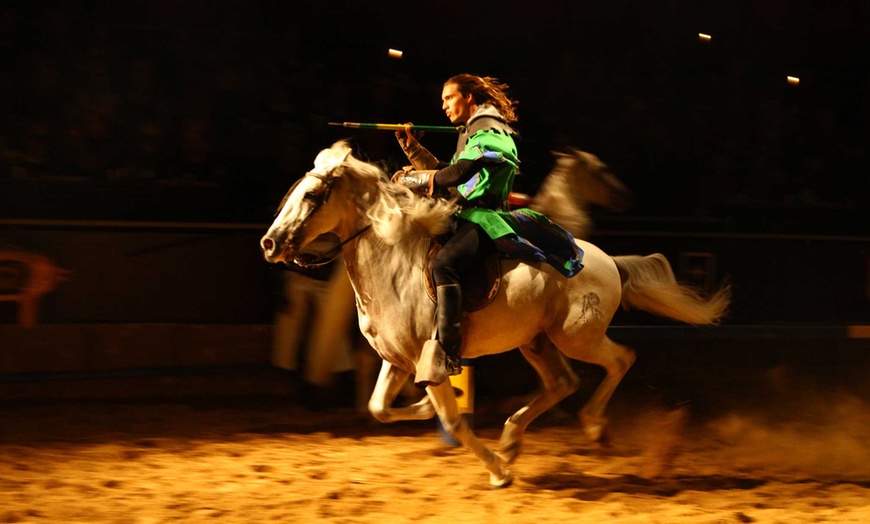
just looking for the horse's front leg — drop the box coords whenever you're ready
[500,336,580,465]
[368,360,435,423]
[427,381,512,488]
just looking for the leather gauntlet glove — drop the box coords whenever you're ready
[395,125,440,170]
[400,140,440,170]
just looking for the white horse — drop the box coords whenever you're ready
[293,147,633,410]
[261,141,729,487]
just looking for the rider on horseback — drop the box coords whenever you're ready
[393,74,523,387]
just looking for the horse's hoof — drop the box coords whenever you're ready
[584,423,605,443]
[489,470,513,489]
[581,413,610,444]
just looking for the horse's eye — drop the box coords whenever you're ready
[304,190,318,200]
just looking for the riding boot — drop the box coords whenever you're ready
[414,284,463,388]
[436,284,463,374]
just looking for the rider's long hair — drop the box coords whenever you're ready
[445,74,518,124]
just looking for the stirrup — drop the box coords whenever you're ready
[445,355,462,377]
[415,340,450,388]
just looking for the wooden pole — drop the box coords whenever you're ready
[328,122,461,133]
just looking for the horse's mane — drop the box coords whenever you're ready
[329,141,457,247]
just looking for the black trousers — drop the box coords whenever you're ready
[432,219,497,288]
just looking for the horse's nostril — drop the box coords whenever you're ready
[262,238,274,251]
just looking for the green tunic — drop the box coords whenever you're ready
[451,113,546,240]
[450,107,584,277]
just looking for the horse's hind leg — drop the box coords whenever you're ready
[368,360,435,423]
[575,335,636,443]
[499,336,580,465]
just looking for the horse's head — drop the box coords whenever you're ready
[260,143,353,265]
[263,140,458,265]
[557,148,634,213]
[531,148,635,239]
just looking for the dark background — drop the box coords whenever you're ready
[1,0,868,234]
[0,1,867,347]
[0,2,868,411]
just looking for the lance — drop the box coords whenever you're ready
[329,122,462,133]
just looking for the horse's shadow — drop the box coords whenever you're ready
[522,470,767,500]
[524,469,870,500]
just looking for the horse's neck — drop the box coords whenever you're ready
[538,167,566,195]
[342,228,428,313]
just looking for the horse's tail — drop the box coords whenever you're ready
[612,253,730,325]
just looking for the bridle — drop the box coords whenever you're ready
[276,169,371,269]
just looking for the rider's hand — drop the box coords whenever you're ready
[395,123,424,151]
[391,166,414,184]
[392,168,435,196]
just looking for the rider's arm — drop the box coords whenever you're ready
[392,158,483,196]
[433,158,486,187]
[396,124,442,170]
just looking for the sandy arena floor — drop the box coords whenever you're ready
[1,362,869,524]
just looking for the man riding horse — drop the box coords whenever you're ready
[393,74,583,387]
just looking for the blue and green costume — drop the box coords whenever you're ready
[451,107,583,278]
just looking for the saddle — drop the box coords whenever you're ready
[422,240,501,312]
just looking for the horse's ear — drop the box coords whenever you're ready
[314,142,355,174]
[330,140,354,162]
[338,148,352,163]
[552,144,585,158]
[566,147,601,166]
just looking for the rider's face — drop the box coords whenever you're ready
[441,83,476,124]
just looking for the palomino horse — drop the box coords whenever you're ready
[522,147,633,239]
[261,141,729,487]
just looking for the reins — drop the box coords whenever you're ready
[291,224,371,269]
[288,170,372,269]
